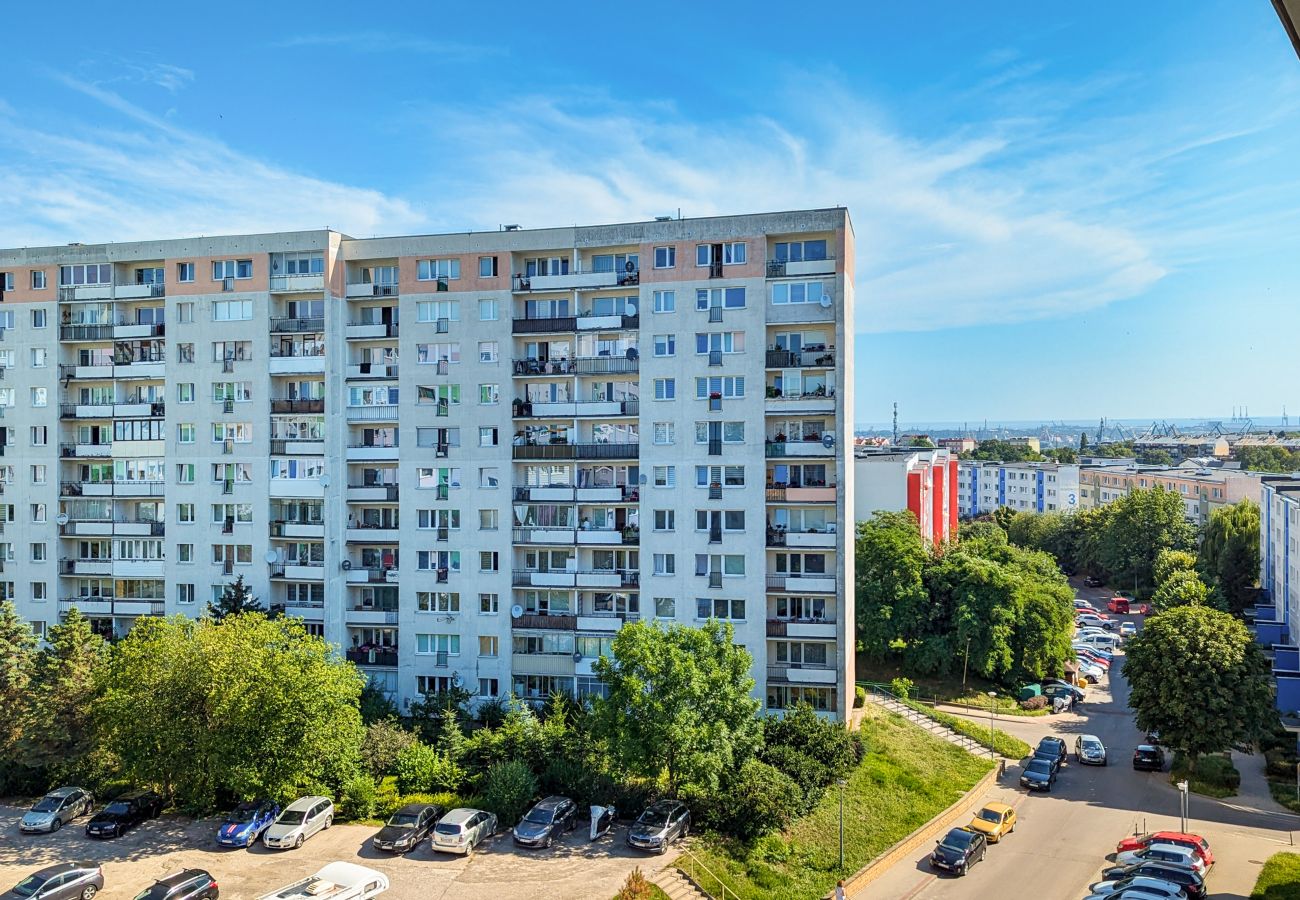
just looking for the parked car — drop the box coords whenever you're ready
[216,799,279,848]
[20,787,94,834]
[966,803,1016,843]
[930,827,986,875]
[2,864,104,900]
[1101,864,1204,900]
[512,796,577,849]
[1077,613,1116,630]
[1042,683,1084,706]
[1036,736,1068,764]
[1076,662,1105,683]
[1075,647,1112,667]
[1073,598,1097,610]
[1133,745,1166,772]
[1020,758,1057,791]
[1078,633,1122,652]
[431,808,497,856]
[1116,832,1214,868]
[1107,597,1133,614]
[262,797,333,850]
[1120,622,1138,637]
[1085,875,1189,898]
[1075,734,1108,766]
[372,803,440,853]
[1114,845,1206,876]
[253,864,387,900]
[627,800,691,854]
[86,790,163,839]
[131,870,219,900]
[1085,576,1105,587]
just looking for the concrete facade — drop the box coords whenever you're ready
[0,209,856,720]
[956,460,1080,518]
[1078,463,1258,527]
[854,448,957,543]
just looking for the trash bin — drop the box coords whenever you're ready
[1017,684,1042,703]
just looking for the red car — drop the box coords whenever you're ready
[1107,597,1152,615]
[1115,831,1214,868]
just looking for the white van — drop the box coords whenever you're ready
[1078,632,1121,652]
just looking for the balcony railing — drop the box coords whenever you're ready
[269,398,325,414]
[59,324,114,341]
[348,483,399,501]
[345,648,399,667]
[765,438,834,457]
[766,347,836,369]
[513,614,578,631]
[512,316,577,335]
[270,317,326,333]
[511,442,639,460]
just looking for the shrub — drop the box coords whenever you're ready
[890,677,914,700]
[717,758,801,841]
[616,868,655,900]
[426,790,463,814]
[1019,696,1048,711]
[854,685,867,708]
[360,718,417,781]
[540,756,606,810]
[1266,748,1296,780]
[474,693,509,729]
[481,758,538,826]
[760,745,827,814]
[338,776,377,821]
[374,776,400,816]
[393,741,465,794]
[763,703,857,782]
[1172,752,1240,797]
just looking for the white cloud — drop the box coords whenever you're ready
[271,31,498,61]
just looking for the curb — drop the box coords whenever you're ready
[825,766,999,898]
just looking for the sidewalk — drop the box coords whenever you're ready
[1231,748,1294,815]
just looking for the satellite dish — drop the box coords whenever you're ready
[821,433,835,448]
[639,474,648,486]
[341,559,353,570]
[451,672,463,686]
[819,296,832,309]
[510,604,524,619]
[626,302,637,316]
[319,474,331,488]
[572,652,583,662]
[263,551,278,564]
[56,513,69,526]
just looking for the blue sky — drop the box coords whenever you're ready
[1,1,1297,426]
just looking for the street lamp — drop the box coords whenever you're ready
[987,691,998,760]
[837,777,848,871]
[1176,780,1189,834]
[962,637,972,692]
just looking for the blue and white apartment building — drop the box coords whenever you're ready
[1259,475,1300,720]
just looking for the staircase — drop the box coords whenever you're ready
[862,685,986,755]
[652,867,711,900]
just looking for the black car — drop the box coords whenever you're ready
[1085,576,1105,587]
[132,870,218,900]
[1133,745,1166,772]
[1019,758,1057,791]
[371,803,439,853]
[85,790,163,839]
[1101,862,1205,899]
[627,800,691,854]
[929,827,986,875]
[1034,737,1068,771]
[1,865,103,900]
[512,796,578,849]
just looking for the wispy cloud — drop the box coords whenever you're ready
[0,77,425,247]
[272,31,499,61]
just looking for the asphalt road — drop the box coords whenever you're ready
[859,581,1298,900]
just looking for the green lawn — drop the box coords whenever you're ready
[1170,752,1239,799]
[1267,777,1300,814]
[857,658,1049,717]
[898,698,1031,759]
[1253,852,1300,899]
[688,705,994,900]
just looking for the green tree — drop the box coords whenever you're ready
[1138,449,1176,466]
[908,435,935,448]
[716,758,801,840]
[1151,569,1210,610]
[18,608,106,778]
[1236,445,1300,473]
[360,718,417,780]
[206,574,265,621]
[0,601,37,760]
[96,613,365,810]
[1153,549,1198,588]
[1098,487,1196,598]
[854,511,930,658]
[407,686,473,743]
[969,440,1044,462]
[1199,499,1261,615]
[359,683,399,724]
[1123,605,1274,766]
[481,758,538,826]
[1079,432,1089,452]
[593,620,760,794]
[1047,446,1079,464]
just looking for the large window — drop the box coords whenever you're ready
[212,259,253,280]
[771,281,827,305]
[59,264,111,286]
[273,252,324,275]
[696,243,746,266]
[417,259,460,281]
[772,239,828,262]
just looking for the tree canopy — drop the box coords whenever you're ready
[206,574,265,621]
[0,601,37,771]
[1236,445,1300,473]
[963,440,1044,462]
[18,609,106,780]
[1199,499,1261,615]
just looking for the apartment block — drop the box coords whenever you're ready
[1257,476,1300,718]
[957,460,1080,518]
[853,447,957,543]
[1078,462,1257,527]
[0,208,856,720]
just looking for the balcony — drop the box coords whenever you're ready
[114,559,166,578]
[575,485,639,503]
[765,485,837,503]
[512,316,577,335]
[271,563,325,581]
[279,601,325,621]
[765,388,836,413]
[269,478,325,499]
[58,597,165,618]
[59,324,114,341]
[513,614,578,631]
[346,282,398,298]
[59,442,113,458]
[511,442,639,461]
[346,405,400,422]
[513,486,575,502]
[270,439,325,456]
[112,520,166,537]
[268,353,325,375]
[269,274,325,294]
[113,360,167,380]
[766,528,837,549]
[346,606,400,626]
[766,618,837,640]
[765,439,836,458]
[346,524,399,542]
[512,527,578,545]
[766,662,837,685]
[113,322,166,340]
[346,321,399,340]
[113,283,166,300]
[766,574,836,594]
[270,520,325,539]
[576,527,639,546]
[577,313,638,331]
[270,398,325,414]
[58,284,113,302]
[58,597,113,616]
[58,364,114,380]
[765,257,837,278]
[59,558,114,577]
[346,364,399,380]
[513,271,619,292]
[58,518,112,536]
[766,347,836,369]
[347,484,399,504]
[60,480,165,498]
[346,444,399,461]
[345,647,399,667]
[59,403,112,420]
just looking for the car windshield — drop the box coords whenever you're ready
[638,808,671,827]
[105,801,131,815]
[32,798,62,813]
[228,804,257,823]
[1026,760,1051,774]
[11,875,48,898]
[524,808,555,825]
[277,811,306,825]
[434,823,463,835]
[940,831,972,850]
[388,813,418,827]
[1083,741,1102,752]
[975,809,1002,823]
[133,884,174,900]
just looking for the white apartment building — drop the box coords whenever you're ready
[956,460,1080,518]
[1260,475,1300,645]
[0,209,856,720]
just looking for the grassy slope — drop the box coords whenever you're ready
[857,658,1049,717]
[899,698,1031,759]
[690,706,993,900]
[1252,852,1300,900]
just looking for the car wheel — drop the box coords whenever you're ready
[324,815,332,829]
[294,834,304,849]
[980,848,987,862]
[545,835,553,849]
[52,817,62,832]
[82,887,98,900]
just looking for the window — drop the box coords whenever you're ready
[177,383,195,403]
[416,342,461,364]
[177,262,195,283]
[31,309,46,328]
[653,553,676,575]
[177,302,194,323]
[30,271,47,290]
[59,264,111,286]
[695,465,746,487]
[211,422,252,443]
[695,376,745,399]
[30,543,46,562]
[477,255,500,278]
[696,332,745,354]
[653,422,674,445]
[273,252,324,275]
[653,509,675,531]
[417,259,460,281]
[416,300,460,322]
[478,341,498,363]
[212,381,252,402]
[771,281,827,305]
[417,509,461,530]
[30,348,47,368]
[212,300,253,321]
[653,334,675,357]
[479,678,499,697]
[653,466,676,487]
[177,342,194,363]
[480,467,499,488]
[211,503,253,524]
[177,503,195,523]
[772,239,828,262]
[653,246,676,269]
[653,290,676,314]
[479,384,499,405]
[696,597,746,621]
[479,551,499,572]
[416,633,461,655]
[177,584,195,604]
[696,242,746,266]
[29,426,47,446]
[212,259,252,280]
[478,636,499,658]
[417,592,461,613]
[479,509,499,530]
[479,299,499,321]
[177,544,194,563]
[29,388,46,407]
[479,427,499,447]
[30,465,46,484]
[2,272,13,292]
[654,378,676,400]
[479,592,499,614]
[32,582,47,602]
[30,504,46,523]
[695,421,745,443]
[696,287,747,310]
[177,424,195,444]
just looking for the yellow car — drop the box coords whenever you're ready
[967,802,1017,843]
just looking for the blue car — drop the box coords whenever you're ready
[216,799,279,847]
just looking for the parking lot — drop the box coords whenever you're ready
[0,805,680,900]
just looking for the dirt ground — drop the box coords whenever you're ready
[0,804,681,900]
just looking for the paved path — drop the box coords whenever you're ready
[1231,748,1292,816]
[857,580,1299,900]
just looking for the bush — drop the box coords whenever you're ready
[890,677,915,700]
[854,685,866,708]
[393,741,464,794]
[1019,696,1048,711]
[1171,752,1240,797]
[338,776,377,821]
[540,756,607,811]
[1267,748,1299,779]
[616,867,656,900]
[763,703,858,783]
[760,745,827,814]
[360,718,417,780]
[481,758,537,826]
[716,758,802,841]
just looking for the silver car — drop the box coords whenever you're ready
[20,788,94,834]
[1075,734,1108,766]
[262,797,333,850]
[431,808,497,856]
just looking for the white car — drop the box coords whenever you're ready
[1084,890,1181,900]
[1086,875,1190,898]
[1120,622,1138,637]
[19,787,95,833]
[263,797,334,849]
[1113,843,1206,875]
[1076,661,1105,681]
[1078,633,1121,651]
[1076,614,1116,630]
[431,808,497,856]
